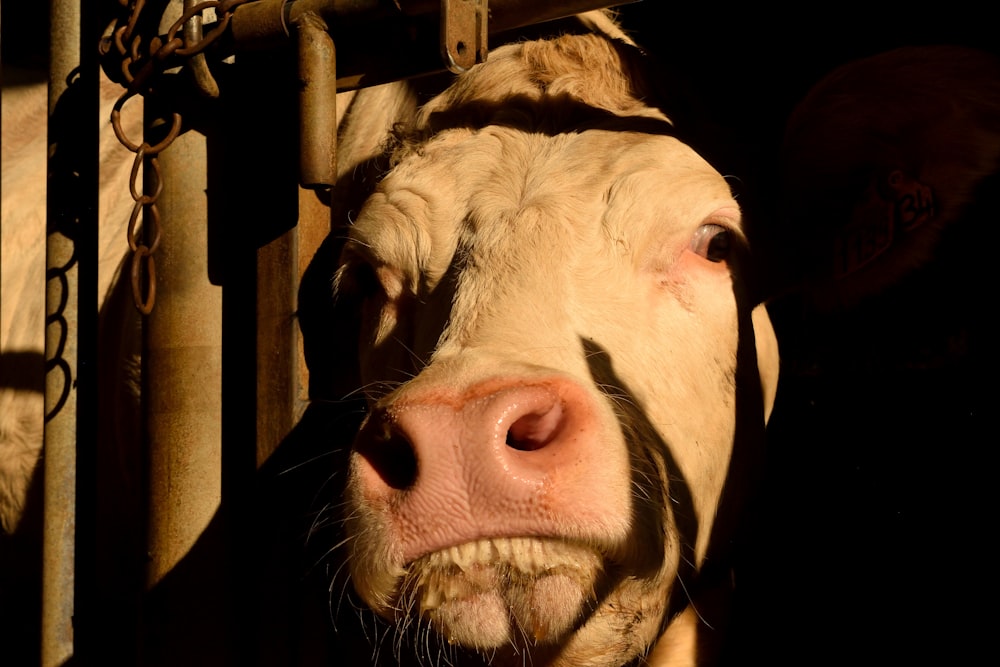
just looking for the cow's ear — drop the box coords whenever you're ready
[751,303,779,423]
[297,231,364,404]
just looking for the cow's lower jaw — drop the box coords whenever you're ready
[365,537,604,651]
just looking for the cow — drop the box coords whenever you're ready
[3,11,778,666]
[297,12,780,666]
[1,69,52,538]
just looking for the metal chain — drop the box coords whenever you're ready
[104,0,250,313]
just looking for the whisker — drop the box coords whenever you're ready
[276,448,340,476]
[390,336,427,376]
[312,532,358,572]
[674,571,715,631]
[328,558,357,627]
[305,493,355,548]
[341,379,404,402]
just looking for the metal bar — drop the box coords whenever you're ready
[406,0,640,33]
[232,0,638,43]
[295,189,331,406]
[142,115,226,663]
[231,0,640,90]
[42,25,78,667]
[42,0,99,662]
[230,0,388,48]
[255,228,300,467]
[295,12,338,188]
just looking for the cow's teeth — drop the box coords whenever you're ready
[448,543,471,571]
[420,583,441,612]
[510,537,531,573]
[494,537,511,561]
[422,537,596,576]
[477,537,494,563]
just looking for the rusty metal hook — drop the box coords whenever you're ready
[183,0,221,97]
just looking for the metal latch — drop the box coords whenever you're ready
[441,0,487,73]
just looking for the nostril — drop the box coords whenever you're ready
[357,426,418,490]
[505,402,564,451]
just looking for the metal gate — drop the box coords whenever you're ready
[35,1,633,663]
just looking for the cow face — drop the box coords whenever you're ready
[324,33,778,666]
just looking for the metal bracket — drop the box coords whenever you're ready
[441,0,487,73]
[294,11,338,188]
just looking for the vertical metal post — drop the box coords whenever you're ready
[252,11,338,466]
[43,0,98,663]
[142,117,225,662]
[42,35,78,667]
[295,12,338,189]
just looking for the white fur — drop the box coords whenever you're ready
[0,71,139,533]
[333,20,778,666]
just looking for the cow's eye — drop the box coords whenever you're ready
[690,224,731,263]
[333,257,378,302]
[356,261,383,296]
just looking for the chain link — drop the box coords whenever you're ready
[105,0,250,313]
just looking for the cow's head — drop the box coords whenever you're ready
[311,32,778,666]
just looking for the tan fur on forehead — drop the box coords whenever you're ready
[388,32,670,167]
[438,32,654,112]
